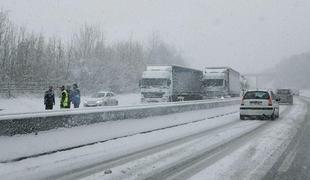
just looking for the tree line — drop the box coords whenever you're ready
[272,52,310,89]
[0,11,186,96]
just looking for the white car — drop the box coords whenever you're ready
[84,91,118,107]
[240,90,280,120]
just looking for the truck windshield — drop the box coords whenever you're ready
[141,78,169,88]
[204,79,224,87]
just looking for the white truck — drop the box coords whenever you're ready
[202,67,241,98]
[139,65,203,102]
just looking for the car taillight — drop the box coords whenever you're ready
[241,96,244,106]
[268,96,273,106]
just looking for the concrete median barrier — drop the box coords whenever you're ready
[0,99,240,136]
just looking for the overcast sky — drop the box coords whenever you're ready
[1,0,310,73]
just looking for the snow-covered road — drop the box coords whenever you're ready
[0,97,308,180]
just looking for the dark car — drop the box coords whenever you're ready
[276,89,293,105]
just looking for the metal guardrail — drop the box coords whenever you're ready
[0,81,69,97]
[0,99,240,136]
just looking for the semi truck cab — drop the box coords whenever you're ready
[203,69,228,98]
[140,65,203,103]
[202,67,241,98]
[140,66,173,102]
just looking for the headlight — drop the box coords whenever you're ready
[96,100,103,104]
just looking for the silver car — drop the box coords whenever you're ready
[240,90,280,120]
[84,91,119,107]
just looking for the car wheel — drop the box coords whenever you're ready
[115,101,118,106]
[240,115,245,120]
[270,113,275,120]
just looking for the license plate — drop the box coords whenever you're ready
[250,101,262,105]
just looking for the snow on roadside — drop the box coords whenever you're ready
[0,93,141,114]
[0,96,49,114]
[300,89,310,98]
[0,105,239,162]
[117,93,141,106]
[190,98,307,180]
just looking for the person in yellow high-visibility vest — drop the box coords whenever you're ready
[60,86,70,109]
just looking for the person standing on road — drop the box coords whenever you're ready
[60,86,70,109]
[44,86,55,110]
[71,83,81,108]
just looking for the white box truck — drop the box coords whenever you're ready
[202,67,241,98]
[139,65,203,102]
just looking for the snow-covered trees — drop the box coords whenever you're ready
[272,53,310,89]
[0,12,186,96]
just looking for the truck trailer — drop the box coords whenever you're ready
[202,67,241,98]
[139,65,203,102]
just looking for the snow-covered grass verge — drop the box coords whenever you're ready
[0,93,141,115]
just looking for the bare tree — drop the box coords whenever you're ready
[0,11,188,96]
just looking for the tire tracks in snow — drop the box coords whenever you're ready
[84,105,292,180]
[263,97,310,180]
[1,111,238,163]
[148,101,293,180]
[43,113,243,180]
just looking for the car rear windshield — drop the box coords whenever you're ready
[92,93,106,98]
[243,91,270,100]
[277,89,290,94]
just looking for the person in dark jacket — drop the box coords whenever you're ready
[44,86,55,110]
[60,85,70,109]
[66,85,72,108]
[71,83,81,108]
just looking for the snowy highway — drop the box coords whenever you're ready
[1,1,310,179]
[1,96,309,180]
